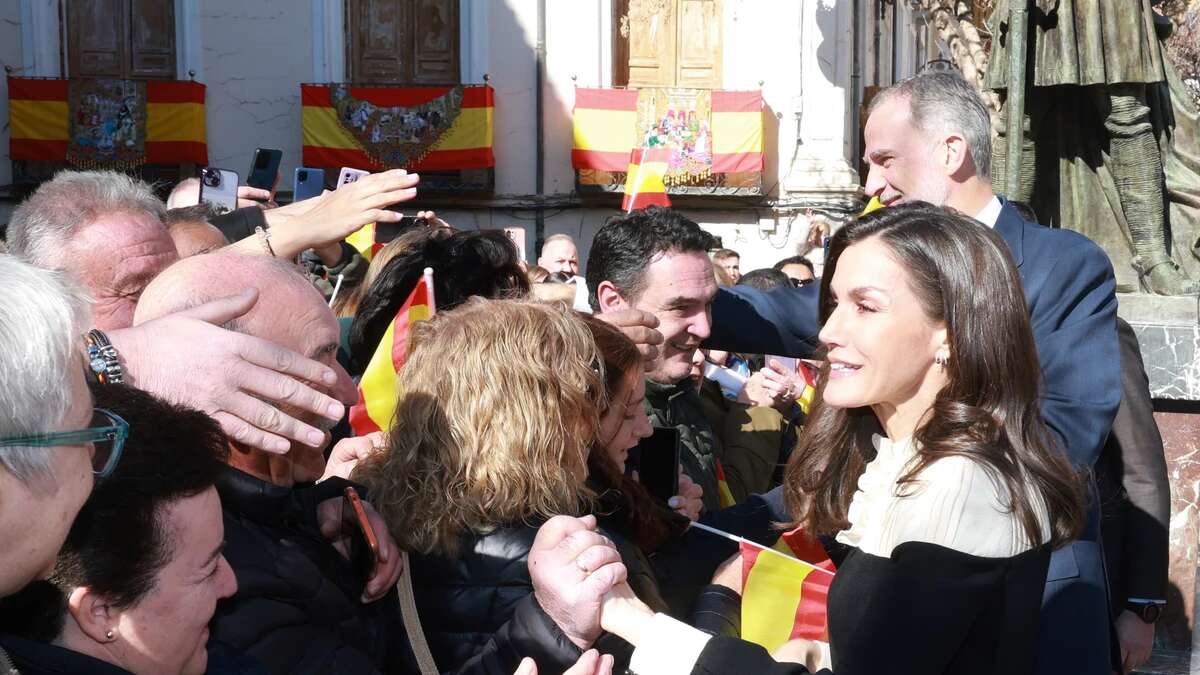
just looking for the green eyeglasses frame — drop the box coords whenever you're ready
[0,408,129,479]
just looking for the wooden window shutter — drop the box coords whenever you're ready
[129,0,177,79]
[410,0,459,84]
[675,0,721,88]
[624,0,677,88]
[348,0,408,83]
[69,0,127,78]
[348,0,459,84]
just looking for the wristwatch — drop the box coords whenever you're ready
[1125,600,1163,624]
[85,329,124,385]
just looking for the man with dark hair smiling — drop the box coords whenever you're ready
[588,206,723,512]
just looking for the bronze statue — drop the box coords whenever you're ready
[988,0,1199,295]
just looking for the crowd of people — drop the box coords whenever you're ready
[0,69,1169,675]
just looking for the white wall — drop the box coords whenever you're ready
[198,0,314,183]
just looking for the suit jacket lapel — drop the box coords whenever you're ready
[994,198,1026,269]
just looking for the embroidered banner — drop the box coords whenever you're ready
[572,86,763,186]
[8,77,207,166]
[302,84,494,171]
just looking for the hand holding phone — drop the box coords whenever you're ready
[636,427,681,504]
[247,148,282,196]
[198,167,239,215]
[337,167,370,188]
[293,167,326,202]
[343,486,381,582]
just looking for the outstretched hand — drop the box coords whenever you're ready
[114,289,352,454]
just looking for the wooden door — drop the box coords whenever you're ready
[67,0,176,79]
[347,0,459,84]
[616,0,721,88]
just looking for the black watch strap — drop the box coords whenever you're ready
[1126,601,1163,624]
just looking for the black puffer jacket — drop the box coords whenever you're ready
[208,469,555,675]
[207,470,414,675]
[412,506,742,675]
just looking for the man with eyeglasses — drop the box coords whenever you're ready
[0,256,128,600]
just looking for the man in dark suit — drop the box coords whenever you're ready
[708,71,1121,674]
[1098,318,1171,674]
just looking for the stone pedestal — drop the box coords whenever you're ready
[1119,294,1200,660]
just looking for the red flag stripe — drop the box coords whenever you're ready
[574,87,640,111]
[711,90,763,113]
[300,83,493,108]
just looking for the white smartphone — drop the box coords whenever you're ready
[337,167,370,188]
[767,356,799,374]
[198,167,240,215]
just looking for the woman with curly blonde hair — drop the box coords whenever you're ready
[353,297,607,672]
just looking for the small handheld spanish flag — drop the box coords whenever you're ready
[348,268,436,435]
[345,223,383,262]
[862,195,884,215]
[621,147,672,212]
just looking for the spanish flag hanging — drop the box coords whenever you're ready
[302,84,494,171]
[621,147,672,212]
[8,77,207,167]
[348,269,436,436]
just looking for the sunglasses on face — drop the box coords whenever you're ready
[0,408,129,480]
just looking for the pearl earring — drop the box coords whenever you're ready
[105,630,114,640]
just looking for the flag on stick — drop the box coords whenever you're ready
[621,147,672,212]
[348,268,436,435]
[690,521,835,653]
[715,459,737,509]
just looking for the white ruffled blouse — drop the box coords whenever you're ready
[834,435,1051,559]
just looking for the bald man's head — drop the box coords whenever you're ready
[134,252,357,486]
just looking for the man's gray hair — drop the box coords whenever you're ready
[0,255,93,483]
[870,71,993,179]
[7,170,167,267]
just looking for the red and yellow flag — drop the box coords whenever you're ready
[796,360,818,416]
[348,272,436,435]
[715,458,737,509]
[741,529,835,653]
[8,77,207,164]
[621,147,671,212]
[572,88,640,171]
[345,223,382,262]
[710,90,764,173]
[301,84,494,171]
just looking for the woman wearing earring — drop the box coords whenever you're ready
[0,384,237,675]
[593,203,1086,675]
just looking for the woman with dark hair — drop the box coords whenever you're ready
[592,202,1086,675]
[346,229,530,374]
[583,316,742,638]
[0,383,236,675]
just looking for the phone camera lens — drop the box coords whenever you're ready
[201,169,221,188]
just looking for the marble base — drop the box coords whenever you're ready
[1119,294,1200,400]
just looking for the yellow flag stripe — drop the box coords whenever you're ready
[146,102,205,142]
[711,111,763,154]
[430,106,492,151]
[303,105,365,150]
[742,550,814,653]
[358,319,400,432]
[10,100,68,140]
[573,108,637,151]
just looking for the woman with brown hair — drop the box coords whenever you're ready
[592,203,1087,675]
[352,298,605,673]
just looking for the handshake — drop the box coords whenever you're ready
[521,515,656,675]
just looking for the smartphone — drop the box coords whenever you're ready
[767,356,799,374]
[375,215,428,245]
[246,148,282,195]
[636,427,681,503]
[343,486,381,581]
[293,167,326,202]
[504,227,527,262]
[198,167,239,215]
[337,166,370,188]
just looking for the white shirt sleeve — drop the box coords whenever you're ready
[628,613,713,675]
